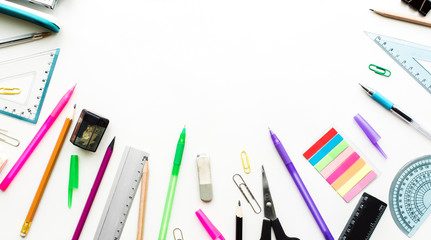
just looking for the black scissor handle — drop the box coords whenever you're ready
[260,219,272,240]
[272,218,300,240]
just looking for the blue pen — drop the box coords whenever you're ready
[359,83,431,140]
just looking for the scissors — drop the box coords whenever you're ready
[261,166,300,240]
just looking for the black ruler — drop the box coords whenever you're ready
[339,192,387,240]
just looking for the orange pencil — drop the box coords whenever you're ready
[137,159,149,240]
[20,104,76,237]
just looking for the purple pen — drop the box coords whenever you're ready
[269,129,334,240]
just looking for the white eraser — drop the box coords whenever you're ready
[196,154,213,202]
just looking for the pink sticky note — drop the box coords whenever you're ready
[326,152,359,184]
[321,146,355,178]
[343,171,377,202]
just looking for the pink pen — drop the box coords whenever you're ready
[0,85,76,191]
[195,209,225,240]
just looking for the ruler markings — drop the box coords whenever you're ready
[389,156,431,237]
[367,32,431,94]
[94,146,149,240]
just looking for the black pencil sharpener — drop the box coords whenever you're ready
[70,109,109,152]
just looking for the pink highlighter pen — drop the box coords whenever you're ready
[0,85,76,191]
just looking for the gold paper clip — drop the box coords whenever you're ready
[173,228,184,240]
[241,151,251,174]
[0,129,20,147]
[232,174,262,214]
[0,88,21,95]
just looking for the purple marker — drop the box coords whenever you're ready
[269,128,334,240]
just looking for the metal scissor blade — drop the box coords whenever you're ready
[262,165,277,220]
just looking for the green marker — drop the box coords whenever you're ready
[159,127,186,240]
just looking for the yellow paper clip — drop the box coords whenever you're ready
[0,87,21,95]
[173,228,184,240]
[241,151,251,174]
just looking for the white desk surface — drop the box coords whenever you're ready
[1,0,431,239]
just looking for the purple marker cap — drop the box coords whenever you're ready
[354,113,387,158]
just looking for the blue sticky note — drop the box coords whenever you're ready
[309,134,344,166]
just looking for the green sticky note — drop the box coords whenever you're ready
[315,140,349,172]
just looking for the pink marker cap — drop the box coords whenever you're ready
[195,209,225,240]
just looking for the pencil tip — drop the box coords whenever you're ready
[41,32,51,37]
[109,137,116,148]
[73,104,76,109]
[370,9,374,11]
[238,200,241,206]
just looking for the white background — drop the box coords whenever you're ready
[0,0,431,239]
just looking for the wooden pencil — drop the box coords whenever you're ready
[371,9,431,28]
[236,200,243,240]
[20,105,76,237]
[137,159,149,240]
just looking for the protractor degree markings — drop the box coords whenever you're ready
[389,156,431,237]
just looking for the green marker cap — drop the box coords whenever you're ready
[68,155,79,208]
[173,127,186,166]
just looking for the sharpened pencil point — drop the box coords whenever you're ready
[38,32,51,38]
[109,137,116,149]
[238,200,241,206]
[370,9,374,12]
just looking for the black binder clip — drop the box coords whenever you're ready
[402,0,431,16]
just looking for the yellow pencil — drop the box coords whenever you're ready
[20,104,76,237]
[137,159,149,240]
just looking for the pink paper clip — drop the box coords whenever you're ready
[195,209,225,240]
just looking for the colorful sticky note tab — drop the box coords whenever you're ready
[309,134,343,166]
[303,128,377,202]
